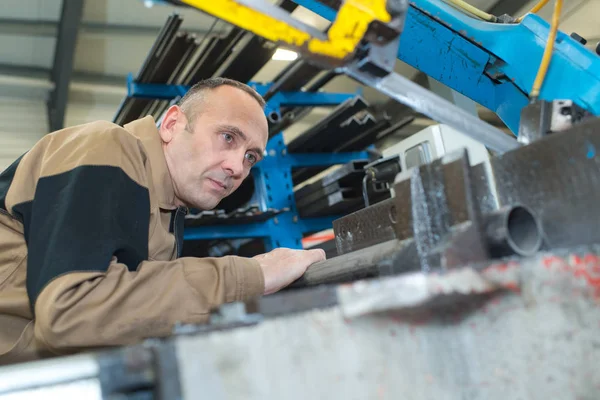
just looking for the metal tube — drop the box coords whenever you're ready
[0,354,99,394]
[290,239,402,288]
[344,67,520,154]
[484,205,543,257]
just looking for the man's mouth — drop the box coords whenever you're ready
[207,178,227,191]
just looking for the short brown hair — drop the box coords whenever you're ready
[178,77,265,128]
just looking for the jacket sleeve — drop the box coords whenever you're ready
[6,123,264,354]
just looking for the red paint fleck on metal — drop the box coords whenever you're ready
[541,254,600,298]
[496,263,509,271]
[504,282,520,293]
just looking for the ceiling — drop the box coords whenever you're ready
[0,0,598,134]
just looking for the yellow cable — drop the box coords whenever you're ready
[447,0,496,22]
[530,0,563,99]
[516,0,551,23]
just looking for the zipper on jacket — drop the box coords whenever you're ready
[172,206,188,258]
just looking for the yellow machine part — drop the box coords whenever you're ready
[180,0,392,61]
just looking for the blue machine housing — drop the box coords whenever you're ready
[293,0,600,133]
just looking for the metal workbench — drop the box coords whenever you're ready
[2,247,600,399]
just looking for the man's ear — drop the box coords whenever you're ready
[159,105,185,143]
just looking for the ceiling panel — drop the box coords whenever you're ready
[83,0,218,31]
[0,34,54,69]
[0,0,60,21]
[73,34,157,76]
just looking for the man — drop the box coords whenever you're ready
[0,77,325,364]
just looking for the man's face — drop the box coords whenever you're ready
[160,86,268,210]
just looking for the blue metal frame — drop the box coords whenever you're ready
[127,80,371,250]
[292,0,600,134]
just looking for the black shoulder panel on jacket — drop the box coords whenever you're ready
[13,165,150,311]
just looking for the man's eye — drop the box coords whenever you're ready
[222,133,233,143]
[245,153,257,165]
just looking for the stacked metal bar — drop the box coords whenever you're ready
[294,160,390,218]
[287,96,408,185]
[113,0,299,126]
[185,205,288,226]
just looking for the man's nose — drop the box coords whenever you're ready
[222,153,245,178]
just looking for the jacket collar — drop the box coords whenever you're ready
[123,116,178,210]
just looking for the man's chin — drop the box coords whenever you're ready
[190,197,223,211]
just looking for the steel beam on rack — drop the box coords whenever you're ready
[272,91,356,107]
[279,151,370,168]
[127,80,355,108]
[287,96,368,152]
[127,75,190,99]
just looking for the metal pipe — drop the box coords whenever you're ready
[484,205,543,257]
[290,239,403,288]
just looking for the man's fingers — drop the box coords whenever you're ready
[306,248,326,264]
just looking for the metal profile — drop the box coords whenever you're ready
[286,95,369,152]
[183,28,245,84]
[219,35,278,83]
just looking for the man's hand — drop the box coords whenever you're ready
[253,248,326,295]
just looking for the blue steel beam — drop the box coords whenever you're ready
[292,0,600,133]
[128,78,357,108]
[183,215,342,241]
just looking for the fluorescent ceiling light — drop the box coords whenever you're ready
[272,49,298,61]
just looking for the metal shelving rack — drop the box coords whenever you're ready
[127,78,372,250]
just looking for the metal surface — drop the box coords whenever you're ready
[291,239,403,287]
[220,35,278,84]
[0,380,103,400]
[473,118,600,249]
[287,96,368,152]
[519,99,593,145]
[263,60,321,101]
[333,197,397,254]
[183,28,245,84]
[0,354,99,393]
[483,205,542,257]
[175,247,600,399]
[343,66,519,153]
[334,117,600,278]
[47,0,84,132]
[4,247,600,399]
[185,205,287,226]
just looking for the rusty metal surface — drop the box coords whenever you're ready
[474,118,600,249]
[334,119,600,270]
[175,246,600,400]
[333,198,397,254]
